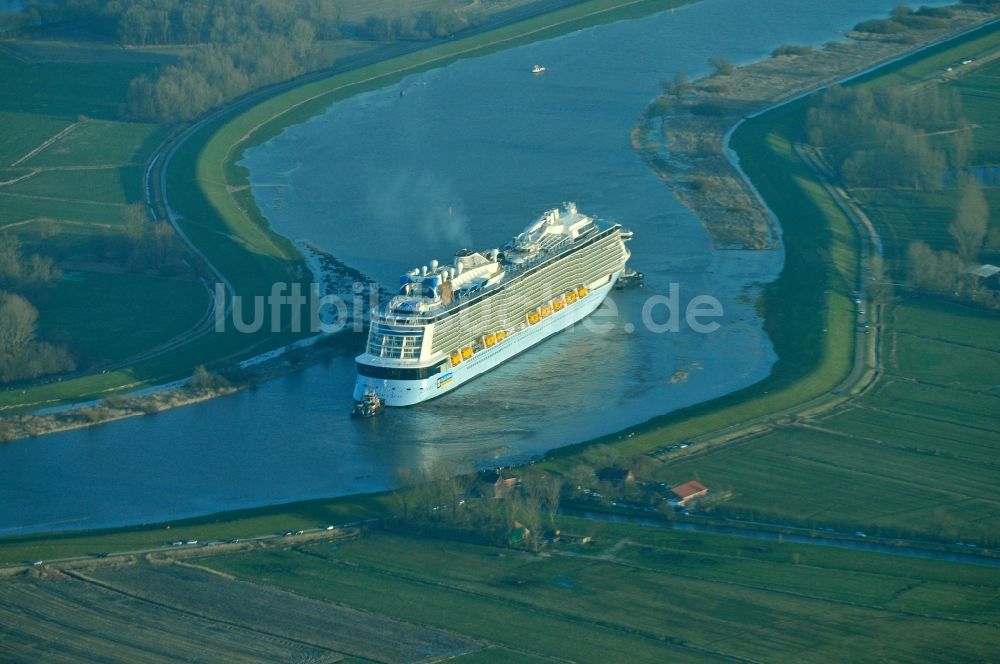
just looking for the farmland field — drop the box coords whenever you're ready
[200,525,1000,663]
[32,273,212,367]
[0,560,478,663]
[658,298,1000,542]
[20,120,166,168]
[0,112,72,166]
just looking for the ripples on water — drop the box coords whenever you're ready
[0,0,918,534]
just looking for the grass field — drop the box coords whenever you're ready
[0,572,335,663]
[0,559,479,663]
[1,165,146,206]
[0,112,72,166]
[20,119,166,168]
[0,46,160,120]
[32,272,211,367]
[199,523,1000,663]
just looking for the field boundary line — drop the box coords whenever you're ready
[62,566,372,662]
[557,546,1000,627]
[10,121,80,167]
[326,551,756,663]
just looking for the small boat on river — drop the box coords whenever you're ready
[351,389,384,418]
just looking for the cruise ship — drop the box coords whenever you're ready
[353,203,632,406]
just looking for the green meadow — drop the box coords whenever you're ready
[200,522,1000,663]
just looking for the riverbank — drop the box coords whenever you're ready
[633,4,995,249]
[0,331,358,442]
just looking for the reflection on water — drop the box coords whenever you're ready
[0,0,915,534]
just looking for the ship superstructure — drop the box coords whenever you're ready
[354,203,632,406]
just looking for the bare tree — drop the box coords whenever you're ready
[950,176,988,262]
[0,291,37,358]
[660,72,691,97]
[566,463,596,496]
[544,475,563,527]
[709,55,734,76]
[391,468,417,520]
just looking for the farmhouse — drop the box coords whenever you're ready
[670,480,708,506]
[478,468,517,499]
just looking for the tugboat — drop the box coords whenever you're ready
[615,267,645,289]
[531,64,546,74]
[351,388,383,418]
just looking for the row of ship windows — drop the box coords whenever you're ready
[365,235,624,360]
[430,263,615,353]
[367,333,423,359]
[430,240,624,354]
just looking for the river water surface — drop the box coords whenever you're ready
[0,0,919,534]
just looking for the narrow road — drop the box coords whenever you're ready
[564,508,1000,567]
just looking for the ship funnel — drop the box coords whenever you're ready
[489,249,499,262]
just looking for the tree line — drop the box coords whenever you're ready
[807,83,996,307]
[853,5,954,35]
[0,202,188,385]
[388,463,567,551]
[349,8,476,42]
[806,83,967,190]
[0,234,75,384]
[15,0,342,46]
[906,177,994,304]
[15,1,477,123]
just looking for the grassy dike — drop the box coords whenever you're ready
[544,97,859,463]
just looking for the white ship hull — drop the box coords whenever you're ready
[353,275,618,406]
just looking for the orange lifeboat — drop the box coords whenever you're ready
[495,330,507,342]
[552,297,565,312]
[450,351,462,366]
[461,346,474,360]
[577,286,588,297]
[540,304,552,318]
[527,311,540,325]
[565,291,578,304]
[485,334,496,347]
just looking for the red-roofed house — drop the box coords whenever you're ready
[670,480,708,506]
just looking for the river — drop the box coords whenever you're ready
[0,0,922,535]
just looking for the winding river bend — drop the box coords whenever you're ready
[1,0,918,535]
